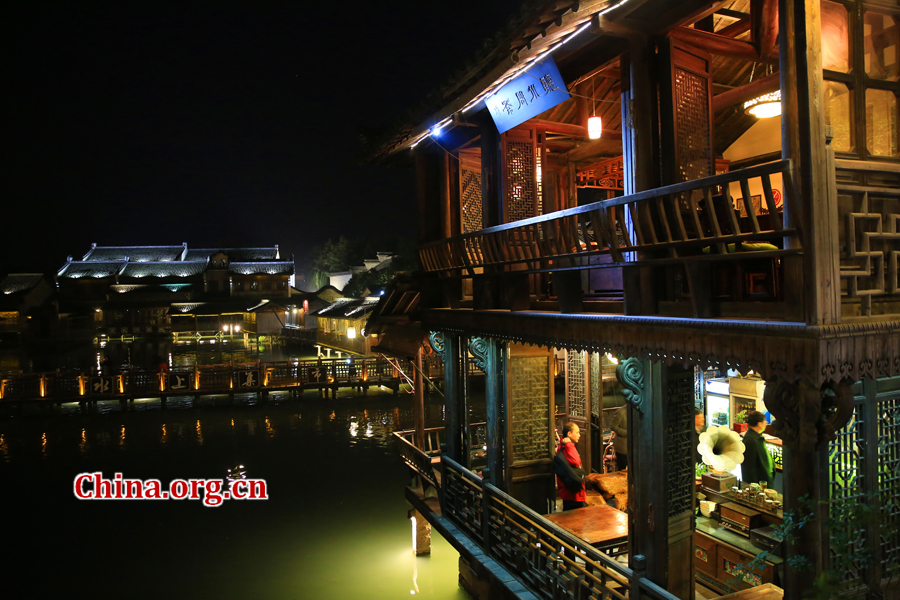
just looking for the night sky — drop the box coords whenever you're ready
[5,1,523,273]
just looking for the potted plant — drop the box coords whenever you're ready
[732,410,749,434]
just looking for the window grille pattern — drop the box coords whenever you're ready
[828,396,866,582]
[509,356,550,464]
[674,68,712,183]
[567,350,586,419]
[461,165,483,234]
[877,394,900,575]
[590,352,601,418]
[505,140,536,223]
[667,369,695,518]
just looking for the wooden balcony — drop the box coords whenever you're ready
[419,161,800,319]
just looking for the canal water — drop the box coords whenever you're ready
[0,352,474,598]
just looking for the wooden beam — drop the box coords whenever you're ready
[755,0,779,60]
[530,119,622,140]
[564,135,624,163]
[712,71,780,110]
[668,26,775,63]
[716,8,750,20]
[649,0,734,33]
[717,17,751,38]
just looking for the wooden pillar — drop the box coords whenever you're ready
[471,337,505,490]
[621,35,660,316]
[414,347,425,450]
[480,113,503,228]
[430,331,465,464]
[779,0,840,325]
[617,358,694,600]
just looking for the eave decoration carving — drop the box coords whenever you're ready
[763,377,854,452]
[423,309,900,386]
[615,357,645,411]
[469,337,489,371]
[428,331,447,364]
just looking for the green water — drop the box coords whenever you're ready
[0,389,469,599]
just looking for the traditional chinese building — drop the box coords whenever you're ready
[313,296,383,356]
[57,243,294,338]
[369,1,900,599]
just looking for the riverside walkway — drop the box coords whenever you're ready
[0,356,413,411]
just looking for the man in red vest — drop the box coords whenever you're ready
[556,422,586,510]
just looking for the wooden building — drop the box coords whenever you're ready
[369,1,900,599]
[313,297,383,356]
[57,243,294,338]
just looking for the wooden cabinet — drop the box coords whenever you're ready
[695,531,779,594]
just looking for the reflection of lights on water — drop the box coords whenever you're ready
[119,426,126,447]
[329,411,335,421]
[265,418,274,438]
[196,420,203,445]
[349,422,358,437]
[41,432,48,456]
[79,429,88,455]
[160,424,167,444]
[365,423,373,438]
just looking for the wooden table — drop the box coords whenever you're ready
[544,504,629,554]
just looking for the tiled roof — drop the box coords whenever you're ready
[83,245,185,262]
[119,261,207,279]
[315,297,380,319]
[185,248,279,261]
[229,262,293,275]
[59,261,124,279]
[171,303,205,314]
[0,273,43,295]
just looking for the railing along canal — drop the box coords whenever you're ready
[419,160,798,275]
[440,456,678,600]
[0,356,408,403]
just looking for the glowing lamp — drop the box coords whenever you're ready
[347,327,357,339]
[234,325,240,332]
[743,90,782,118]
[587,116,603,139]
[223,325,230,332]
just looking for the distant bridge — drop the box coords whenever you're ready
[0,357,420,411]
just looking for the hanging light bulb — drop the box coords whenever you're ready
[587,77,603,139]
[588,116,603,139]
[743,90,782,118]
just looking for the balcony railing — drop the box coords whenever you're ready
[441,456,678,600]
[419,160,798,276]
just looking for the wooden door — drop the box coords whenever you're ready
[563,349,592,474]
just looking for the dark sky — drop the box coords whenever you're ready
[4,1,522,273]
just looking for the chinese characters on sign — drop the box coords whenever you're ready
[238,371,259,388]
[169,373,189,391]
[486,56,570,134]
[308,366,328,383]
[91,377,114,395]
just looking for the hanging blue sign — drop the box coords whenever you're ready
[486,56,570,134]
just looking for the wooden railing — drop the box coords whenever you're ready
[419,160,798,275]
[441,456,678,600]
[0,356,406,401]
[393,430,439,487]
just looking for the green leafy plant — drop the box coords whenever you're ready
[695,462,709,478]
[734,410,749,424]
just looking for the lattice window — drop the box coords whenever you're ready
[509,356,550,464]
[461,165,483,234]
[590,352,601,418]
[877,393,900,576]
[828,396,867,582]
[674,67,712,183]
[566,350,586,419]
[505,139,536,223]
[667,369,695,518]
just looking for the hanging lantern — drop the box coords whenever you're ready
[743,89,782,119]
[587,115,603,139]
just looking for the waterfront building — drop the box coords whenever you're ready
[57,243,294,339]
[369,1,900,599]
[329,252,395,291]
[314,296,383,357]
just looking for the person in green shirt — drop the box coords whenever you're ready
[741,410,775,488]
